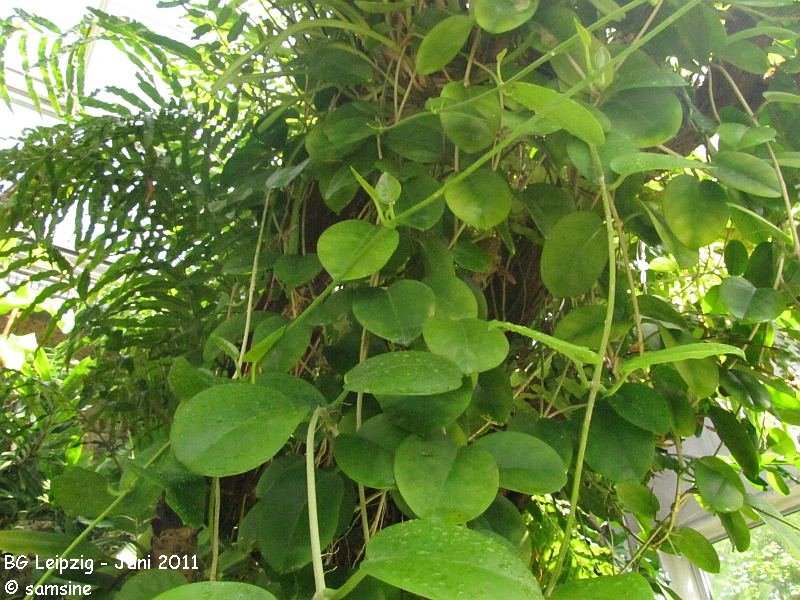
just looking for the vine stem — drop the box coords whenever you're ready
[307,407,326,597]
[24,442,171,600]
[545,145,618,595]
[209,477,221,580]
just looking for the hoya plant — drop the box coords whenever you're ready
[1,0,800,599]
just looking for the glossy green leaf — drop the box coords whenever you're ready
[609,383,672,435]
[248,457,344,573]
[585,405,654,482]
[425,276,479,320]
[602,88,682,147]
[694,456,745,513]
[252,315,312,373]
[663,175,729,249]
[616,482,660,518]
[724,240,749,276]
[416,15,474,75]
[361,519,544,599]
[727,203,793,244]
[153,582,277,600]
[317,220,400,281]
[394,435,498,523]
[452,241,492,272]
[345,351,464,395]
[474,431,567,494]
[0,530,106,561]
[473,0,539,34]
[444,168,512,230]
[707,405,760,479]
[385,114,444,163]
[117,570,187,600]
[719,277,786,323]
[659,328,721,400]
[377,380,473,433]
[519,183,576,238]
[470,494,533,564]
[550,573,654,600]
[713,151,782,198]
[171,383,308,477]
[395,174,445,230]
[541,212,608,298]
[670,528,720,573]
[423,316,508,374]
[168,357,222,402]
[352,280,436,344]
[507,82,605,145]
[719,40,770,74]
[334,415,407,489]
[553,304,629,351]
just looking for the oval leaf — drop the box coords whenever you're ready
[474,431,567,494]
[352,279,436,344]
[361,519,544,599]
[550,573,654,600]
[394,435,498,523]
[153,582,277,600]
[317,220,400,281]
[585,405,655,482]
[694,456,745,513]
[713,151,782,198]
[416,15,474,75]
[602,88,682,147]
[663,175,729,249]
[444,168,512,230]
[171,383,308,477]
[609,383,672,435]
[423,316,509,374]
[345,351,464,395]
[473,0,539,34]
[541,212,608,298]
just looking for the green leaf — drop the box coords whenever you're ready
[491,320,600,364]
[474,431,567,494]
[621,343,744,375]
[444,168,512,230]
[694,456,745,513]
[170,383,309,477]
[585,405,655,482]
[507,82,605,145]
[747,494,800,560]
[719,277,786,323]
[470,495,533,564]
[719,40,770,75]
[153,582,277,600]
[473,0,539,34]
[345,351,464,395]
[361,520,544,599]
[273,254,322,289]
[519,183,576,238]
[609,383,672,435]
[395,174,445,230]
[425,276,479,320]
[724,240,749,276]
[602,88,682,147]
[610,152,710,177]
[670,528,720,573]
[763,91,800,105]
[616,482,660,518]
[50,467,116,518]
[423,316,509,374]
[334,415,407,489]
[540,212,608,298]
[376,172,401,205]
[352,280,436,344]
[168,357,221,402]
[727,203,793,244]
[453,241,492,272]
[251,315,312,373]
[117,570,187,600]
[553,304,629,351]
[376,380,473,433]
[663,175,729,249]
[707,405,760,479]
[416,15,474,75]
[435,82,500,153]
[713,151,782,198]
[550,573,654,600]
[385,114,444,163]
[719,511,751,552]
[394,435,498,523]
[317,220,400,281]
[0,530,107,562]
[247,457,344,573]
[355,0,415,13]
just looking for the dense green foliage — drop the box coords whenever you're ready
[2,1,800,598]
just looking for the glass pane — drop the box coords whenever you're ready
[708,510,800,599]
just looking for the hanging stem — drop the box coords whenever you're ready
[24,442,171,600]
[307,407,327,596]
[545,145,618,595]
[209,477,221,580]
